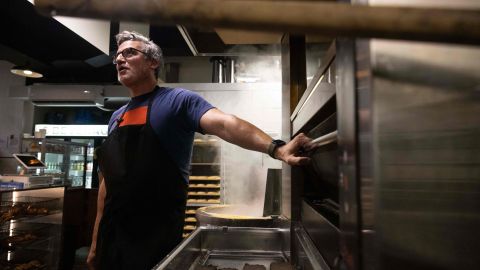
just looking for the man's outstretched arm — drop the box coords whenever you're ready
[200,108,311,166]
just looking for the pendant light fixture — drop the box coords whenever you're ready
[10,64,43,78]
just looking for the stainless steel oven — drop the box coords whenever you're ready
[289,35,480,270]
[289,41,341,270]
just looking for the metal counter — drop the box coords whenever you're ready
[153,225,329,270]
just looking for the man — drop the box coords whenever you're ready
[87,31,311,270]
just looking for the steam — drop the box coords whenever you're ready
[222,143,268,217]
[200,46,282,217]
[234,56,281,83]
[232,44,281,83]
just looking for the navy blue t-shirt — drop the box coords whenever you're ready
[108,87,214,183]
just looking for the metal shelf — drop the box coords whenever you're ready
[187,192,221,197]
[186,202,221,207]
[188,184,221,189]
[190,163,221,165]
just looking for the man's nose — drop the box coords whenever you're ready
[115,54,126,64]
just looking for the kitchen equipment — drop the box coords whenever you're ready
[153,225,326,270]
[196,205,277,228]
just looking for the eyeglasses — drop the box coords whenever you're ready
[113,47,147,64]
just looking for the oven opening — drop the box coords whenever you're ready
[304,112,339,227]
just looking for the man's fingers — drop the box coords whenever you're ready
[287,156,311,166]
[291,133,314,153]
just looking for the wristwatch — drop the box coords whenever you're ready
[268,139,286,159]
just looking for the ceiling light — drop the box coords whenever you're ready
[11,65,43,78]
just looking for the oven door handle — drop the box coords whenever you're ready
[311,130,338,147]
[299,130,338,155]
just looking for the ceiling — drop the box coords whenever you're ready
[1,0,289,85]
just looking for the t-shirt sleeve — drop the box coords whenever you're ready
[180,89,214,133]
[107,107,124,134]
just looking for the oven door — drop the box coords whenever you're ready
[291,58,340,269]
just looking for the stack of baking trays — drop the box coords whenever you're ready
[187,176,221,205]
[185,176,222,237]
[0,196,62,270]
[185,135,223,238]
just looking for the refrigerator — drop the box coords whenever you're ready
[34,124,107,188]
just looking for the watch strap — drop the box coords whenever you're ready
[268,139,286,159]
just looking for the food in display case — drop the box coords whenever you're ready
[1,233,38,249]
[0,250,47,270]
[0,197,60,224]
[0,205,22,224]
[0,222,54,252]
[0,187,64,270]
[1,259,45,270]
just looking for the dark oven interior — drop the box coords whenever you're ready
[304,112,339,227]
[291,45,340,269]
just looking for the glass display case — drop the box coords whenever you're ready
[0,186,64,270]
[20,138,88,188]
[184,134,224,238]
[70,139,97,189]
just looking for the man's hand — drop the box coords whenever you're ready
[86,244,96,269]
[275,133,313,166]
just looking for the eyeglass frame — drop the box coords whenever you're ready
[112,47,148,65]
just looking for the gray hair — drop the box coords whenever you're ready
[115,30,163,78]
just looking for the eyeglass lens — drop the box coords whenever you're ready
[113,48,140,64]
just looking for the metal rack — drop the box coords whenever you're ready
[184,135,223,238]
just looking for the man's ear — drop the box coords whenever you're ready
[150,59,159,70]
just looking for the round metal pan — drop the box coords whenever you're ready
[196,205,275,227]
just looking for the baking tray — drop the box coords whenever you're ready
[156,224,329,270]
[190,250,288,270]
[153,226,291,270]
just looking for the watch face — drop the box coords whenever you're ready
[268,140,286,159]
[273,139,286,146]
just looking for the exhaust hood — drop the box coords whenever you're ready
[29,85,104,107]
[9,84,105,107]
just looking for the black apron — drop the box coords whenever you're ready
[96,88,187,270]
